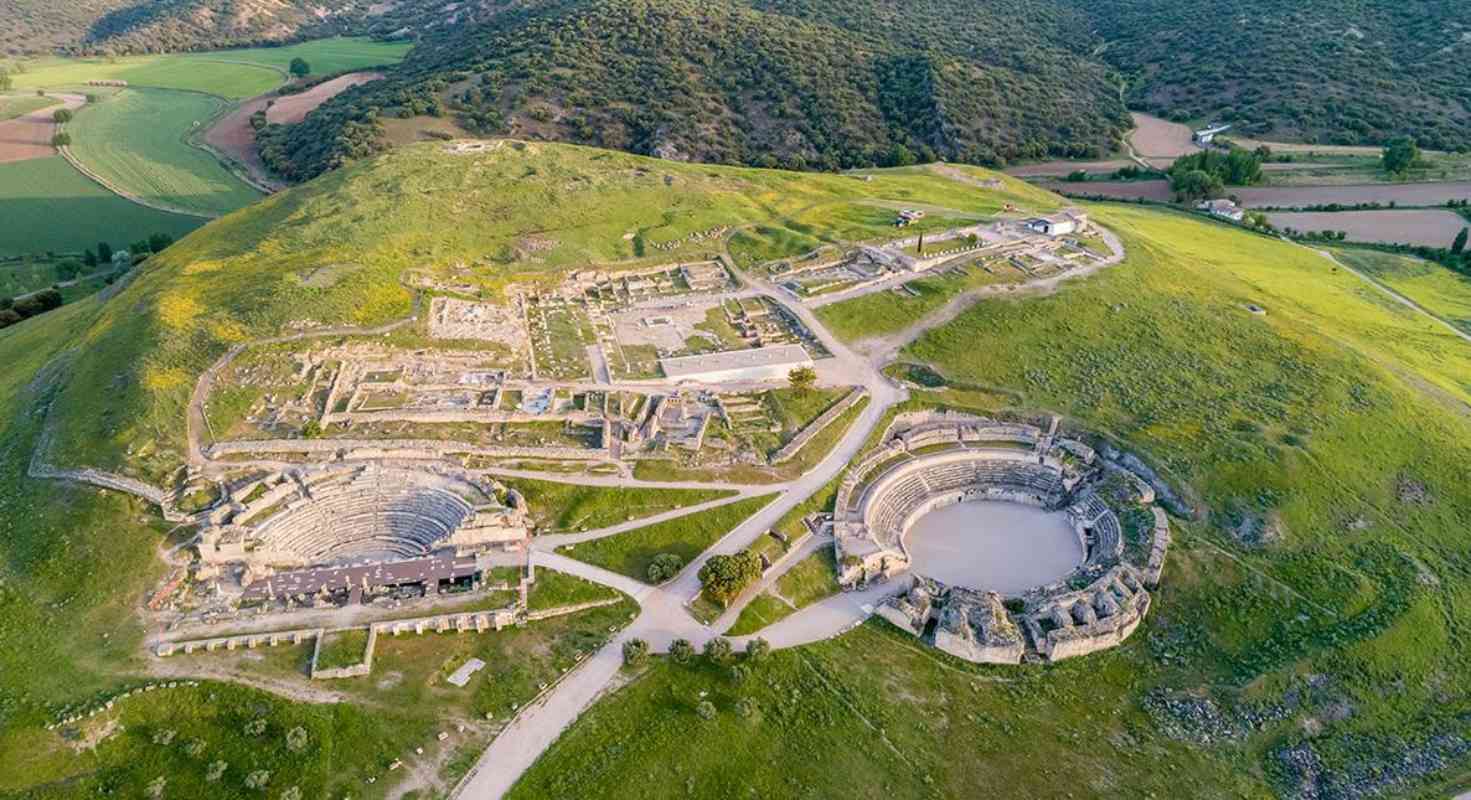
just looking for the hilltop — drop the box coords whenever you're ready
[3,140,1471,800]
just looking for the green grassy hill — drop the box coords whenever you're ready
[3,141,1471,799]
[514,216,1471,800]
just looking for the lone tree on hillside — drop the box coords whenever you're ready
[788,365,817,394]
[53,108,71,123]
[1382,137,1421,175]
[1452,227,1468,255]
[698,551,762,608]
[289,57,311,78]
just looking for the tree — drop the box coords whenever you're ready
[698,551,762,608]
[1382,137,1420,174]
[54,260,81,282]
[82,249,97,268]
[622,638,649,666]
[745,637,770,661]
[51,132,70,147]
[0,67,10,92]
[646,552,684,583]
[695,700,717,720]
[669,638,694,663]
[97,242,113,264]
[1171,169,1223,202]
[703,636,733,664]
[1452,227,1468,255]
[0,309,22,329]
[787,365,817,394]
[52,108,71,123]
[149,232,174,252]
[289,57,311,78]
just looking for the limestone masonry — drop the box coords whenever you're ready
[839,411,1172,664]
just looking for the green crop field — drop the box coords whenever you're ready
[9,37,411,100]
[0,93,56,121]
[67,88,262,216]
[0,157,202,258]
[1331,248,1471,335]
[209,37,414,76]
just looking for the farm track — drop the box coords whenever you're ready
[0,93,84,163]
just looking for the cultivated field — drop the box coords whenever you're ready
[1127,112,1200,165]
[0,94,56,122]
[66,88,262,216]
[1048,179,1471,209]
[1267,209,1469,247]
[0,157,202,257]
[0,93,82,163]
[8,37,411,100]
[265,71,384,125]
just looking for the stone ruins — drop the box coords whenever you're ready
[840,411,1173,664]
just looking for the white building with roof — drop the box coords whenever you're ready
[659,344,814,383]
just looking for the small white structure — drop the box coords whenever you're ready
[1193,124,1232,145]
[1197,199,1245,222]
[447,657,487,687]
[660,344,814,383]
[1025,208,1088,237]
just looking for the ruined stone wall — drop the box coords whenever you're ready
[770,387,866,464]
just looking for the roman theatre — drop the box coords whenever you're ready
[193,464,531,608]
[833,411,1173,664]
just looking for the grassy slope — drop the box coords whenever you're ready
[0,157,202,257]
[68,87,262,215]
[0,150,1047,794]
[510,204,1471,799]
[560,494,779,582]
[11,38,411,99]
[32,146,1054,483]
[500,478,736,534]
[1331,248,1471,335]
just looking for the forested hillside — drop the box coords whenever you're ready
[1081,0,1471,151]
[258,0,1130,179]
[5,0,1470,177]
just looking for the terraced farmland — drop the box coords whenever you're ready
[66,88,262,216]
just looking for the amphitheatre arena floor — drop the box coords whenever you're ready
[904,501,1084,594]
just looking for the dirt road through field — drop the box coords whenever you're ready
[0,93,84,163]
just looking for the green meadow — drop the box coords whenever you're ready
[1331,247,1471,335]
[0,157,202,257]
[507,201,1471,799]
[4,142,1471,798]
[560,494,780,581]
